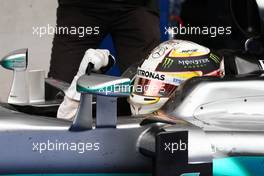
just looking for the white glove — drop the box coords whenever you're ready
[57,49,113,120]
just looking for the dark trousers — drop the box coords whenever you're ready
[48,1,160,83]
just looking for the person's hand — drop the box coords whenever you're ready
[77,49,111,77]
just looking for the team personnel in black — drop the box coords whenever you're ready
[48,0,161,83]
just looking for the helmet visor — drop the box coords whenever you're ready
[133,77,177,97]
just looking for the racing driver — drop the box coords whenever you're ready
[128,39,224,118]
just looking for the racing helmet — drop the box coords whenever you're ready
[129,40,224,115]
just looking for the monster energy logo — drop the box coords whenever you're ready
[162,58,174,69]
[178,58,210,66]
[210,53,221,64]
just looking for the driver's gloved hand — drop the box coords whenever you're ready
[57,49,114,121]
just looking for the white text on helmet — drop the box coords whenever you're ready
[178,58,210,66]
[137,68,165,81]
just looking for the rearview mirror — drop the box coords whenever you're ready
[71,74,131,131]
[0,48,28,71]
[0,49,28,104]
[77,74,131,97]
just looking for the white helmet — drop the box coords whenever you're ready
[129,40,223,115]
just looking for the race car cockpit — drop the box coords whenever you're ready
[0,47,264,176]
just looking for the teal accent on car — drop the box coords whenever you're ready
[1,56,26,70]
[213,156,264,176]
[77,81,131,96]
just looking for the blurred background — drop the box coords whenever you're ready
[0,0,262,101]
[0,0,57,101]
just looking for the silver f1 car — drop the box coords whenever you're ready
[0,49,264,176]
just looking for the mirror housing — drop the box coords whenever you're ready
[70,74,131,131]
[77,74,131,97]
[0,48,28,71]
[0,49,28,104]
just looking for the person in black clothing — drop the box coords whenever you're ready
[48,0,161,83]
